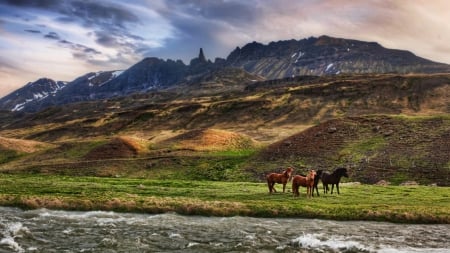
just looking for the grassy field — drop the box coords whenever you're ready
[0,174,448,224]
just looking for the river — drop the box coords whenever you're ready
[0,206,448,252]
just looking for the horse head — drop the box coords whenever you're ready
[307,170,316,181]
[316,169,323,178]
[284,167,294,181]
[336,167,349,177]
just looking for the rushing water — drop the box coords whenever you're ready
[0,206,448,253]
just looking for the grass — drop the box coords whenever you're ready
[338,136,386,163]
[0,174,448,224]
[0,149,22,164]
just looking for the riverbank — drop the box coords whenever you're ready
[0,174,448,224]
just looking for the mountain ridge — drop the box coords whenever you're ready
[1,35,450,112]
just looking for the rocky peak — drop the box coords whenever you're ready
[190,48,211,66]
[198,48,207,63]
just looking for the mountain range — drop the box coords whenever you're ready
[1,35,450,112]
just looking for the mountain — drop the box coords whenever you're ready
[0,78,67,112]
[95,58,187,96]
[0,49,214,112]
[1,35,450,112]
[225,35,450,79]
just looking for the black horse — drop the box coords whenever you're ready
[312,169,323,197]
[322,167,348,194]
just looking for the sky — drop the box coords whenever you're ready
[0,0,449,97]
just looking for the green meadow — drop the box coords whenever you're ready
[0,174,448,224]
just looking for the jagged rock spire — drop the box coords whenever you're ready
[198,48,206,63]
[190,47,209,67]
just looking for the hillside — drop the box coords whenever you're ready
[1,73,448,141]
[0,73,449,185]
[250,115,449,186]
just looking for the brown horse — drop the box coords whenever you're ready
[266,167,294,193]
[292,170,316,198]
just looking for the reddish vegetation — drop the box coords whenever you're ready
[84,137,139,160]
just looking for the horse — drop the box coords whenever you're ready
[266,167,294,194]
[292,170,316,198]
[299,169,323,197]
[312,169,323,197]
[321,167,349,194]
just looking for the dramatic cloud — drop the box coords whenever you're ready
[0,0,449,97]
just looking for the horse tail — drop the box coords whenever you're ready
[266,174,271,192]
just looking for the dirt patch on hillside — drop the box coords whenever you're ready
[84,136,146,160]
[251,115,450,186]
[0,136,54,153]
[161,128,258,151]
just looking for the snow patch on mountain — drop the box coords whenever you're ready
[10,80,67,111]
[326,63,334,71]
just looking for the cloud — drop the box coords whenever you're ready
[24,29,41,33]
[167,0,259,25]
[56,39,102,61]
[1,0,60,8]
[65,1,140,28]
[44,31,59,39]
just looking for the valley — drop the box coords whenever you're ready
[1,73,449,186]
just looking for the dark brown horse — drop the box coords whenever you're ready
[292,170,316,198]
[266,167,294,193]
[322,167,348,194]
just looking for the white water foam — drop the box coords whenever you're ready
[0,237,24,252]
[0,222,28,253]
[292,233,367,251]
[292,233,449,253]
[378,248,450,253]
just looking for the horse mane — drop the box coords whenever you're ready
[283,167,294,178]
[333,167,347,175]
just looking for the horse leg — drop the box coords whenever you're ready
[331,184,335,194]
[313,185,319,197]
[336,183,340,194]
[269,182,277,193]
[324,184,330,194]
[282,183,286,193]
[295,183,300,197]
[292,182,298,197]
[272,183,277,193]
